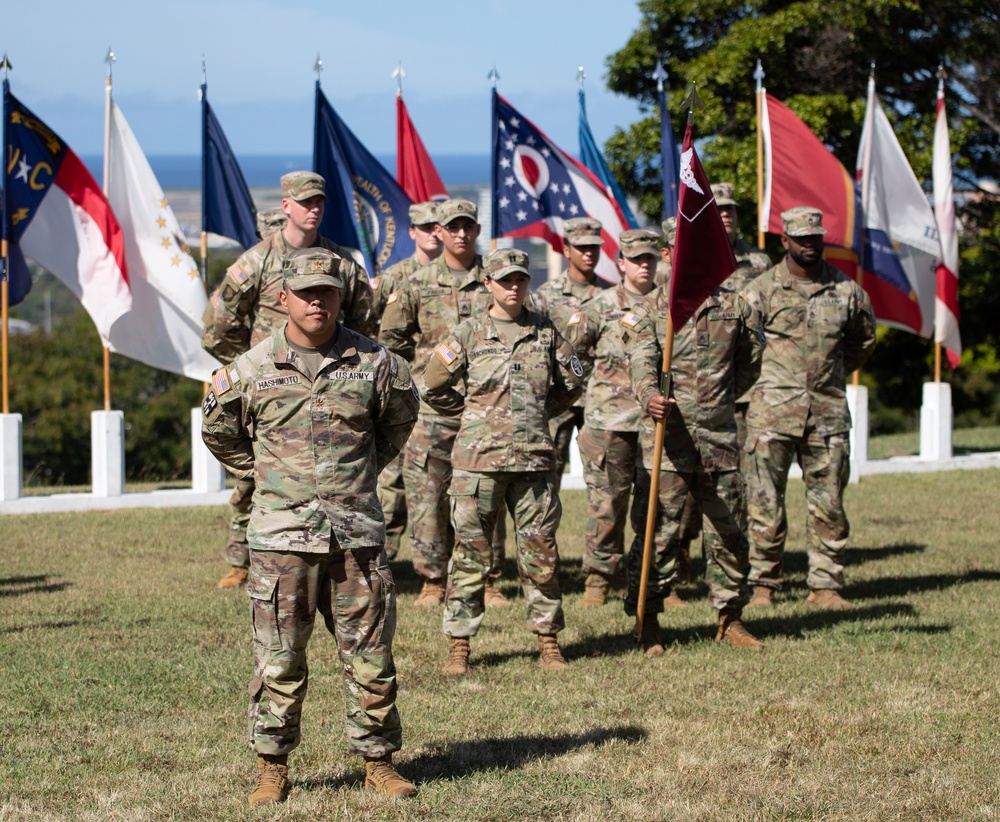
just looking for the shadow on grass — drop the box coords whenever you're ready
[743,602,931,641]
[846,569,1000,601]
[0,574,72,599]
[845,542,927,566]
[296,725,647,792]
[1,619,84,635]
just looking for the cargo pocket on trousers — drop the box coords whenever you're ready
[247,573,282,651]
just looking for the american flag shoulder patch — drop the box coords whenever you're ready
[213,368,232,395]
[621,312,642,329]
[210,290,220,307]
[369,277,380,291]
[435,342,457,365]
[568,312,582,325]
[227,263,249,286]
[386,291,399,305]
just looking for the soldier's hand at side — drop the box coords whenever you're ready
[647,394,674,420]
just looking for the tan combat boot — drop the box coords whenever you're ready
[662,589,687,608]
[248,753,289,807]
[747,586,774,608]
[582,571,611,606]
[716,609,763,651]
[640,615,665,657]
[217,566,249,589]
[484,577,511,608]
[442,637,470,676]
[807,588,852,609]
[415,578,446,607]
[365,754,418,797]
[538,635,569,670]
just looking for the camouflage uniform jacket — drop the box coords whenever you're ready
[725,237,773,293]
[740,259,876,438]
[421,309,584,473]
[202,324,419,553]
[532,272,604,412]
[203,232,377,364]
[568,283,652,432]
[627,285,763,472]
[372,255,421,318]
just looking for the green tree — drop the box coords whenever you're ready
[604,0,1000,430]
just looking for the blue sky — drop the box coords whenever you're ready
[3,0,647,157]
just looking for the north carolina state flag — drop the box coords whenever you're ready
[669,122,736,331]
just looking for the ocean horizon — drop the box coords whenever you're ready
[79,154,492,190]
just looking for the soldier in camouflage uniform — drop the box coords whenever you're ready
[741,207,876,609]
[379,199,509,607]
[654,216,675,288]
[202,249,419,805]
[531,217,606,490]
[567,229,658,607]
[422,248,584,675]
[371,202,441,560]
[624,267,765,654]
[202,171,377,589]
[256,207,287,241]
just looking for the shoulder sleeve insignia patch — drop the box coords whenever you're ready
[202,390,218,418]
[621,312,642,328]
[435,342,457,365]
[570,355,584,377]
[227,263,249,286]
[213,367,233,395]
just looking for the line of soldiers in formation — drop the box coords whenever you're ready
[199,171,877,806]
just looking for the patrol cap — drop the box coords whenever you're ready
[437,198,478,225]
[619,228,661,259]
[282,248,345,290]
[256,208,287,240]
[563,216,603,246]
[712,182,738,207]
[483,248,530,280]
[661,217,677,247]
[409,201,439,226]
[781,206,828,237]
[281,171,326,202]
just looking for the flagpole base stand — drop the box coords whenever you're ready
[191,408,225,493]
[920,382,953,461]
[847,385,869,485]
[1,414,24,501]
[91,410,125,497]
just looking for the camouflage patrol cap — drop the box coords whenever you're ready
[619,228,661,259]
[437,198,478,225]
[483,248,530,280]
[282,248,345,290]
[660,217,677,247]
[409,201,439,226]
[281,171,326,202]
[712,182,738,207]
[781,206,828,237]
[256,208,287,240]
[563,217,603,246]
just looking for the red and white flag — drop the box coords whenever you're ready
[396,94,447,203]
[670,122,736,331]
[933,79,962,369]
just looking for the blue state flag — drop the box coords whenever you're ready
[578,89,637,228]
[1,184,33,307]
[201,85,257,249]
[313,84,414,273]
[659,84,680,220]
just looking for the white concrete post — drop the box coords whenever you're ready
[191,407,225,492]
[847,384,869,485]
[920,382,953,461]
[91,410,125,497]
[1,413,24,501]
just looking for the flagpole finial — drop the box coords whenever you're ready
[936,63,948,81]
[314,54,323,84]
[652,60,668,93]
[488,64,499,90]
[680,83,703,116]
[391,61,406,96]
[754,59,765,93]
[201,54,207,86]
[0,53,11,79]
[869,59,876,80]
[104,46,116,80]
[577,66,586,91]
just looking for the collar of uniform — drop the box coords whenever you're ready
[436,255,484,288]
[563,272,599,299]
[483,311,534,343]
[272,323,352,367]
[778,258,837,292]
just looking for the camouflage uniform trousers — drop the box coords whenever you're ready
[377,452,407,560]
[403,414,505,582]
[550,406,585,493]
[625,467,751,615]
[443,469,564,638]
[224,476,254,568]
[577,427,639,579]
[246,545,401,759]
[745,427,851,592]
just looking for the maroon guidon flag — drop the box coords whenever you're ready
[669,122,736,330]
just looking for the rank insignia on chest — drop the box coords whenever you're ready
[621,312,642,329]
[213,368,233,395]
[435,342,457,365]
[568,312,582,325]
[227,263,248,286]
[386,291,399,305]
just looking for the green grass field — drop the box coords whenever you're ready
[2,469,999,820]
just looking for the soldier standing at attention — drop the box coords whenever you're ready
[202,249,419,806]
[531,217,605,490]
[379,199,511,607]
[742,207,876,609]
[202,171,377,589]
[713,182,772,293]
[568,229,658,607]
[624,259,765,655]
[422,248,584,675]
[372,202,442,560]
